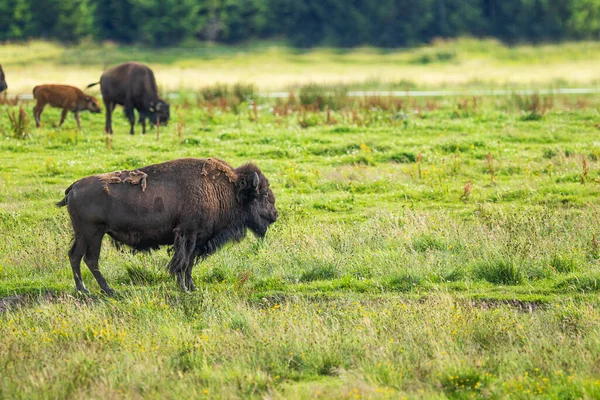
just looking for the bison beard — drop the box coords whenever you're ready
[57,158,278,294]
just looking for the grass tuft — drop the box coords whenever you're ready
[299,263,339,282]
[475,257,524,285]
[388,273,424,292]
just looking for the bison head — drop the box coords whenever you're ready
[236,167,278,238]
[85,96,101,113]
[149,99,170,126]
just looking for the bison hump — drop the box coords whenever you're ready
[200,158,237,183]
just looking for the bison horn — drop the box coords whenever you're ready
[156,103,161,111]
[252,172,260,189]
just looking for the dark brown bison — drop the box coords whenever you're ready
[33,84,101,129]
[57,158,277,294]
[87,62,170,135]
[0,64,6,93]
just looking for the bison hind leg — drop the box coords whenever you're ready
[68,236,88,293]
[82,228,114,296]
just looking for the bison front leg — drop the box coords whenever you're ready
[185,259,198,291]
[58,108,68,127]
[168,229,197,292]
[33,103,45,128]
[74,111,81,130]
[124,106,135,135]
[138,115,146,134]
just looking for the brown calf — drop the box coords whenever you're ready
[33,84,101,129]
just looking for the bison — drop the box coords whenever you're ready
[87,62,170,135]
[0,64,6,93]
[57,158,278,294]
[33,84,101,129]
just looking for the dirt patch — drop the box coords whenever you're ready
[470,298,546,313]
[98,169,148,193]
[0,295,28,313]
[0,291,57,313]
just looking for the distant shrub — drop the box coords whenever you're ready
[298,83,349,111]
[513,93,553,121]
[198,82,256,105]
[410,50,456,65]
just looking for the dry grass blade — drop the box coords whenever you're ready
[6,105,29,139]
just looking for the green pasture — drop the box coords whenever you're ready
[1,55,600,398]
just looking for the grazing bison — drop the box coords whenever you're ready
[0,64,6,93]
[87,62,170,135]
[57,158,278,294]
[33,84,101,129]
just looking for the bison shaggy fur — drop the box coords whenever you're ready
[57,158,278,294]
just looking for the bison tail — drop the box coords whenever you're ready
[56,182,75,208]
[86,82,100,89]
[32,86,39,98]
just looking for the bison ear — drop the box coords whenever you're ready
[85,96,92,102]
[236,172,260,203]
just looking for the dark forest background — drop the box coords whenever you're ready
[0,0,599,47]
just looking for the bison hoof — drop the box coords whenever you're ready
[101,288,116,297]
[76,286,90,294]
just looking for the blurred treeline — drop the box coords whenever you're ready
[0,0,599,47]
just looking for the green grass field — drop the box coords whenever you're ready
[2,41,600,398]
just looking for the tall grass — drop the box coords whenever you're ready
[2,86,600,398]
[5,106,29,139]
